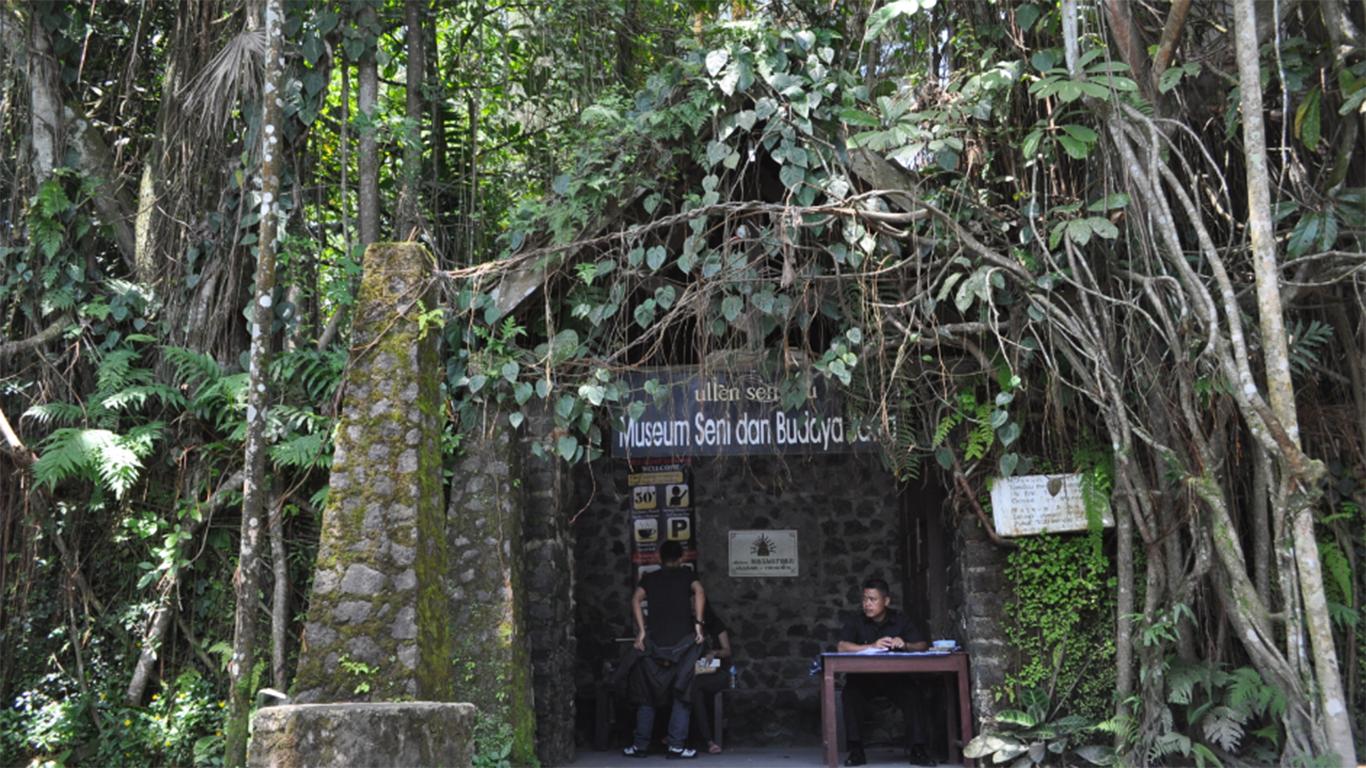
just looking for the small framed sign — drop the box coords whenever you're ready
[728,530,799,577]
[989,473,1113,537]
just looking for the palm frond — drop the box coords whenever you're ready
[179,26,267,136]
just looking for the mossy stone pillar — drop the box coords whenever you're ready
[446,417,536,763]
[292,243,451,703]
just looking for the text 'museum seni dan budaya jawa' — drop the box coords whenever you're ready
[611,368,886,458]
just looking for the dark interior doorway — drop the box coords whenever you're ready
[900,478,950,638]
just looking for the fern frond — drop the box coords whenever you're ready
[270,432,331,470]
[95,349,142,394]
[34,428,146,498]
[101,384,187,413]
[23,402,87,426]
[162,345,223,389]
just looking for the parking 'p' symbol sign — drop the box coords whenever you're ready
[666,515,692,541]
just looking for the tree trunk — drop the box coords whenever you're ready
[1231,0,1354,760]
[25,8,60,184]
[358,2,379,247]
[224,0,284,763]
[126,470,244,705]
[269,492,288,692]
[397,0,425,237]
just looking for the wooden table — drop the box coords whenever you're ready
[819,651,973,767]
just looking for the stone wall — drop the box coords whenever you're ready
[950,512,1009,720]
[571,453,909,745]
[521,404,577,766]
[446,416,536,764]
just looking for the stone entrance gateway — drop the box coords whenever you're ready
[250,243,1007,766]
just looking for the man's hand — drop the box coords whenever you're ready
[634,631,646,651]
[875,636,906,650]
[695,626,705,645]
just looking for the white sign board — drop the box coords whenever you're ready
[990,474,1113,537]
[728,530,799,577]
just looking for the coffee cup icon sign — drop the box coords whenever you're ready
[634,518,659,543]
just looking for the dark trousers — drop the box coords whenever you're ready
[842,674,927,749]
[689,670,728,744]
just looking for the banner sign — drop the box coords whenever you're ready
[728,530,799,577]
[989,473,1114,537]
[628,459,695,583]
[611,369,883,458]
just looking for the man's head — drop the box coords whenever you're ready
[659,540,684,566]
[860,577,892,621]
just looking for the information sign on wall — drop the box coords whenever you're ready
[628,460,694,582]
[989,474,1113,537]
[612,369,884,458]
[728,530,799,577]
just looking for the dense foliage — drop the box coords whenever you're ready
[2,0,1365,765]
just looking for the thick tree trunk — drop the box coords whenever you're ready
[1231,0,1354,760]
[224,0,284,763]
[25,9,60,184]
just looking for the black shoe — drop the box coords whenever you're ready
[622,744,648,758]
[844,748,867,766]
[908,745,935,766]
[666,746,698,760]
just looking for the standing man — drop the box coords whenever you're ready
[837,577,934,766]
[622,540,705,759]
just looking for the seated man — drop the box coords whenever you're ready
[837,577,933,767]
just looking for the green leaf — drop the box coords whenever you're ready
[634,300,657,328]
[707,140,729,167]
[721,295,744,322]
[578,383,606,406]
[501,361,520,382]
[864,0,924,42]
[779,164,806,191]
[1087,193,1130,212]
[839,108,880,127]
[1295,87,1322,151]
[1086,216,1119,239]
[1057,135,1089,159]
[999,452,1020,477]
[645,245,667,271]
[509,411,525,429]
[705,48,730,77]
[1066,218,1094,245]
[999,422,1021,446]
[654,285,677,310]
[557,434,578,461]
[1015,4,1041,32]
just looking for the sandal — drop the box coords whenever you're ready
[707,741,722,754]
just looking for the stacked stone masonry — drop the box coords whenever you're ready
[292,243,451,704]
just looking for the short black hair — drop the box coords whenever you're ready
[861,577,891,597]
[660,541,684,563]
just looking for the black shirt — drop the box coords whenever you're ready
[702,604,728,652]
[839,608,925,647]
[640,566,699,645]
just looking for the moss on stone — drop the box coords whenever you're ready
[293,243,449,704]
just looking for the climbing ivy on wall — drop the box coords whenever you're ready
[1000,533,1117,723]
